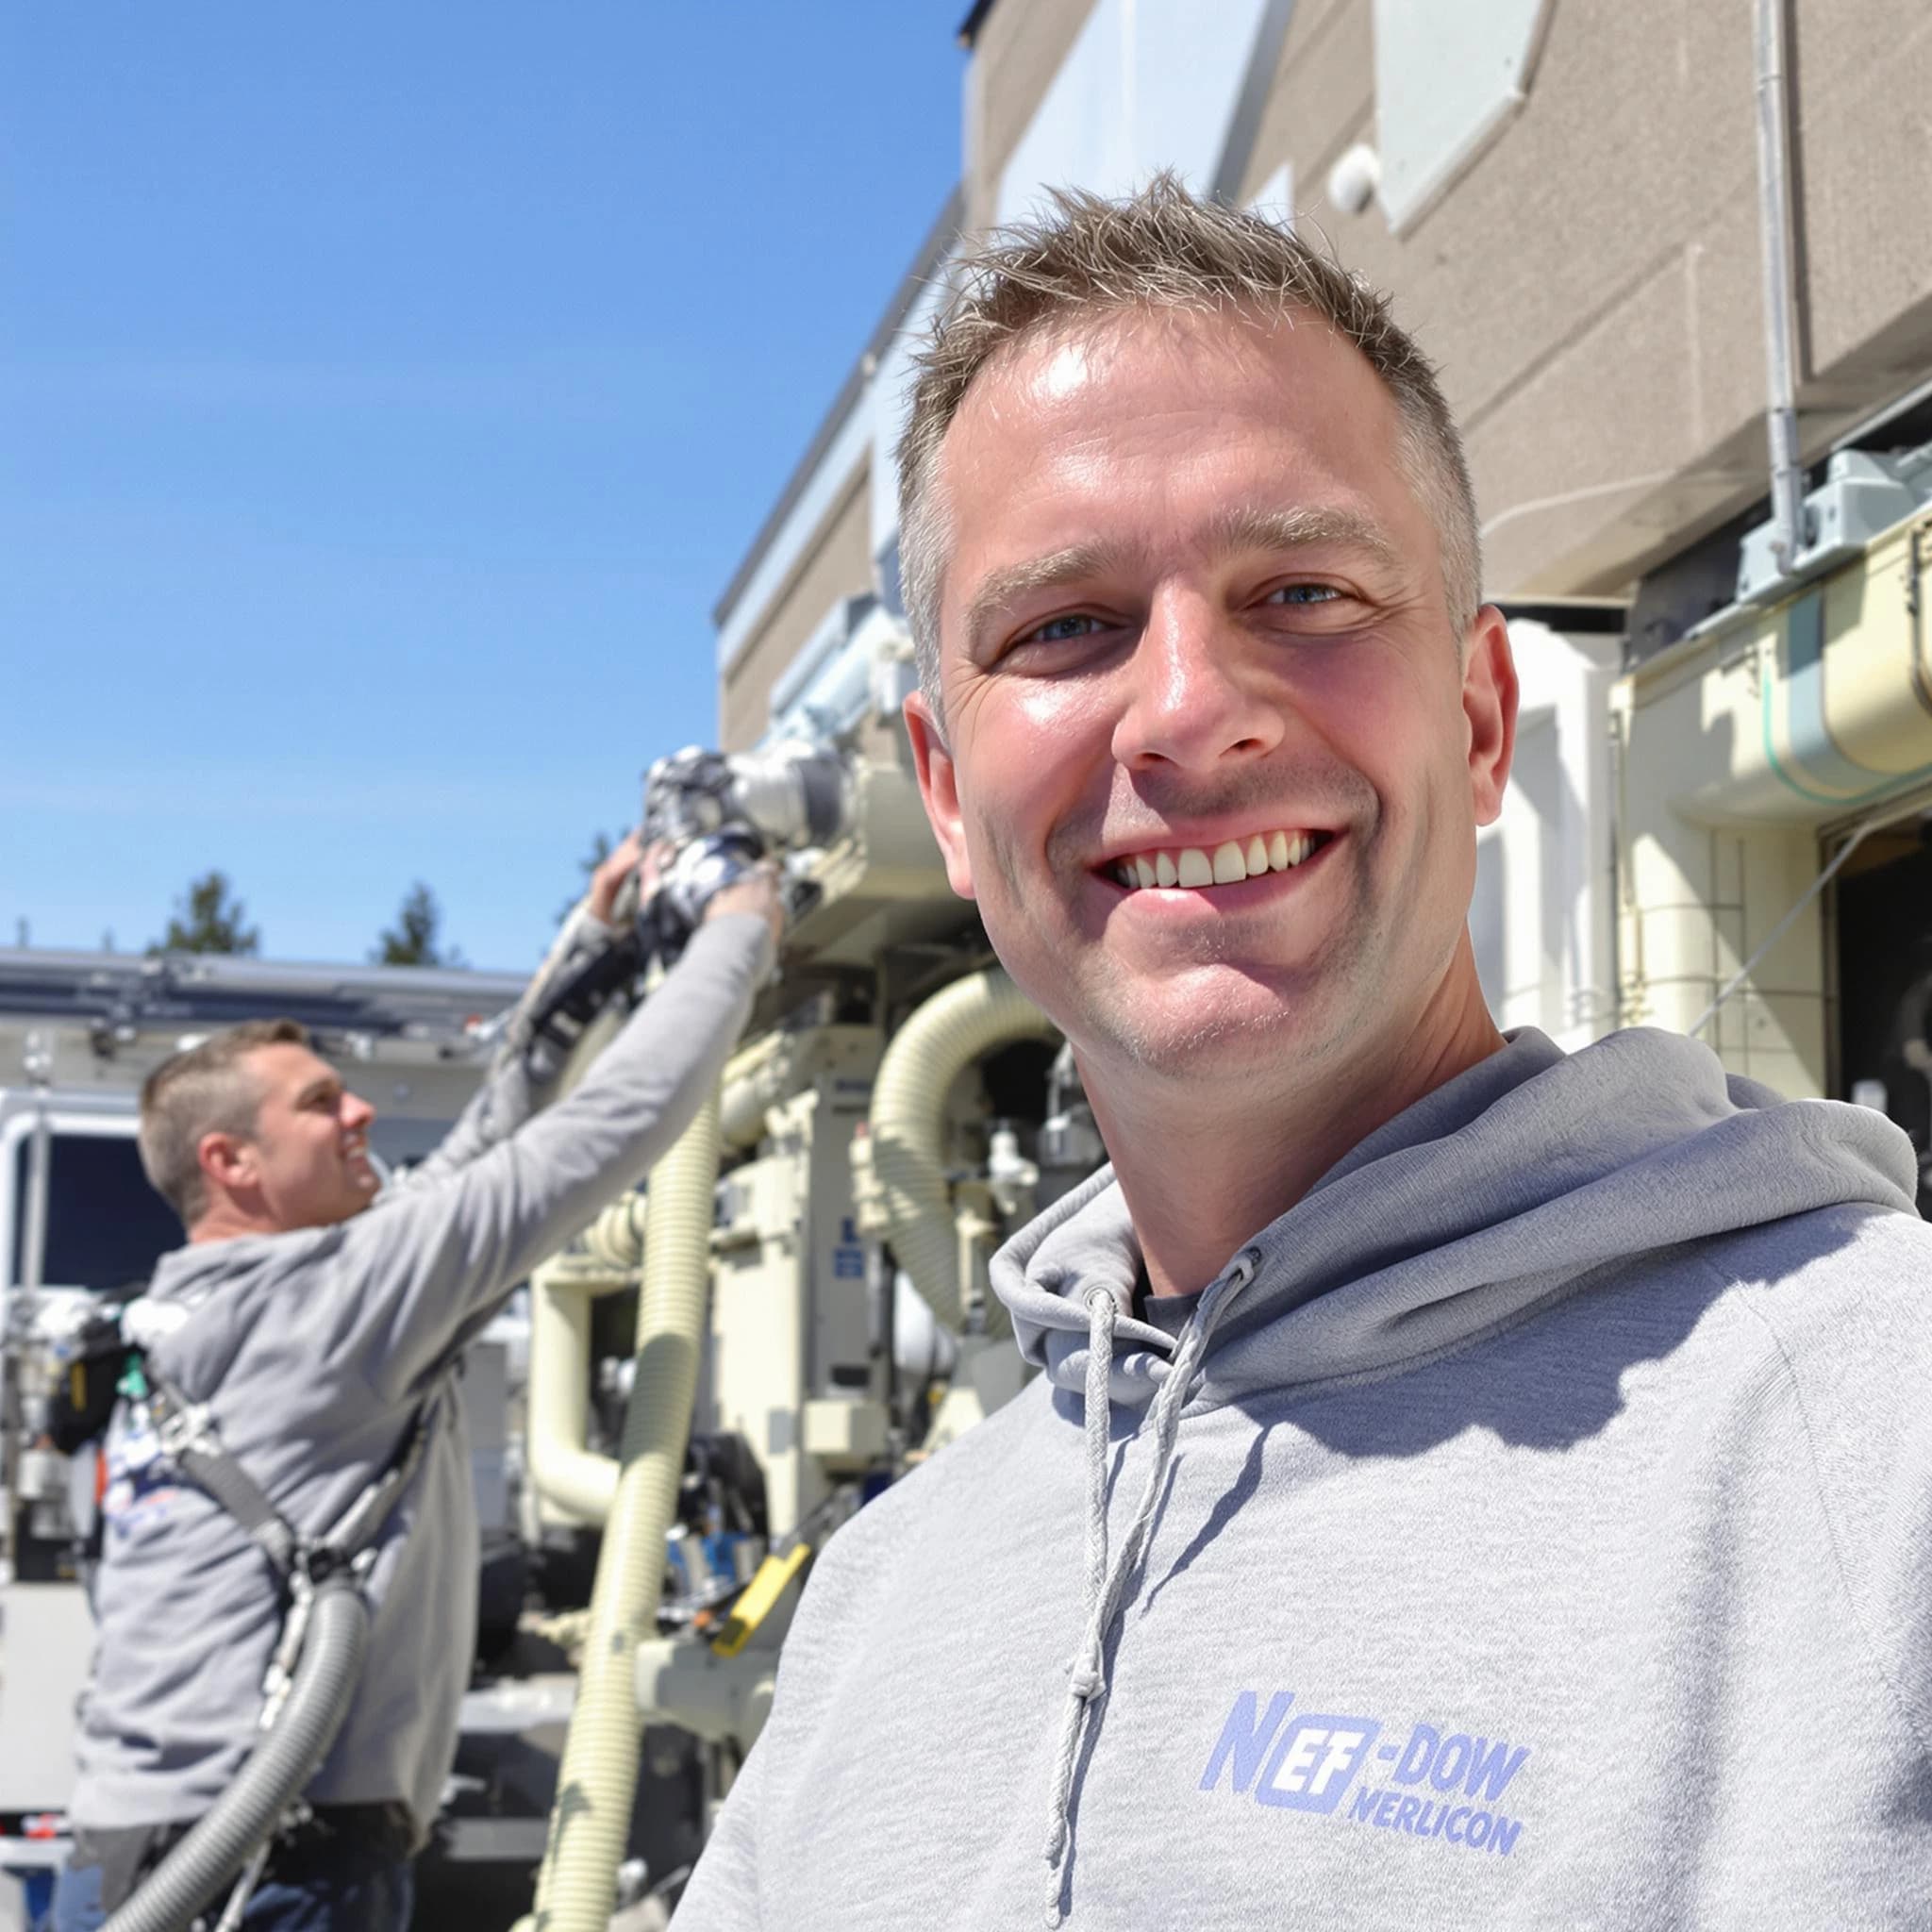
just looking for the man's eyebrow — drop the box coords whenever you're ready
[961,542,1137,655]
[293,1075,339,1108]
[1206,503,1404,572]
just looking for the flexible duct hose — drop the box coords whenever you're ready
[869,969,1058,1336]
[526,1090,723,1932]
[103,1573,371,1932]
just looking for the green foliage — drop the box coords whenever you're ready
[374,881,464,968]
[151,871,259,957]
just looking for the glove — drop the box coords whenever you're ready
[646,831,768,955]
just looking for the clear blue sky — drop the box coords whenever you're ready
[2,3,965,969]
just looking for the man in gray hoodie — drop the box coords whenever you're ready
[51,843,781,1930]
[673,179,1932,1929]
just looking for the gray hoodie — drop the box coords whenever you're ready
[675,1026,1932,1929]
[71,913,773,1838]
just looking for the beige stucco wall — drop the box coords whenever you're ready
[719,460,874,752]
[1239,0,1932,603]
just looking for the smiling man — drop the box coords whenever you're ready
[673,181,1932,1929]
[54,842,781,1932]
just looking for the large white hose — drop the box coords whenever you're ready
[869,969,1058,1336]
[527,1089,723,1932]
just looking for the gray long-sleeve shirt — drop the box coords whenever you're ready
[72,912,773,1836]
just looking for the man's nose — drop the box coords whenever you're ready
[342,1091,376,1132]
[1109,590,1285,774]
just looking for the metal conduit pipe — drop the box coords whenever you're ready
[103,1574,370,1932]
[525,1193,652,1524]
[525,1257,631,1526]
[716,1034,795,1152]
[1754,0,1806,575]
[525,1088,724,1932]
[523,1006,657,1526]
[869,969,1058,1336]
[580,1189,650,1272]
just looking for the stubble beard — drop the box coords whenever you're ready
[978,774,1393,1086]
[1074,855,1384,1079]
[989,815,1398,1090]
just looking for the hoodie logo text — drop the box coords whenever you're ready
[1200,1690,1532,1857]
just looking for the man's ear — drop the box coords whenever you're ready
[1462,606,1518,828]
[197,1130,254,1201]
[904,691,977,901]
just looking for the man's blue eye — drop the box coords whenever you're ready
[1025,614,1101,644]
[1269,584,1341,605]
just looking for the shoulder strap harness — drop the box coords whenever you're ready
[142,1370,438,1725]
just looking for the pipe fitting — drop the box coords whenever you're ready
[866,969,1058,1336]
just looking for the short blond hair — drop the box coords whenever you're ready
[138,1019,309,1225]
[895,175,1480,712]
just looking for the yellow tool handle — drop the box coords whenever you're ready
[708,1542,811,1658]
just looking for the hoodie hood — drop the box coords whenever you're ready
[994,1026,1919,1416]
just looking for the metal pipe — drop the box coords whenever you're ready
[1754,0,1806,575]
[3,1036,54,1574]
[867,969,1058,1338]
[525,1188,655,1524]
[21,1108,50,1299]
[525,1257,632,1526]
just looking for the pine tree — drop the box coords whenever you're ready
[151,871,259,956]
[374,882,464,968]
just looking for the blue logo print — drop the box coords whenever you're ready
[1200,1689,1532,1856]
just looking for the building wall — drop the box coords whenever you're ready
[964,0,1101,230]
[716,1,1932,749]
[719,460,874,751]
[1236,0,1932,606]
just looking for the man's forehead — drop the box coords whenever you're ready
[932,305,1418,619]
[958,302,1386,433]
[939,306,1402,542]
[250,1041,337,1092]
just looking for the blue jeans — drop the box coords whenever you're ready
[46,1826,413,1931]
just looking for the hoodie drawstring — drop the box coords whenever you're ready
[1041,1249,1258,1925]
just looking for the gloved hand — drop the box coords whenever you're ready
[651,835,784,948]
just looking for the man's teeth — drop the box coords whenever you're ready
[1112,831,1317,890]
